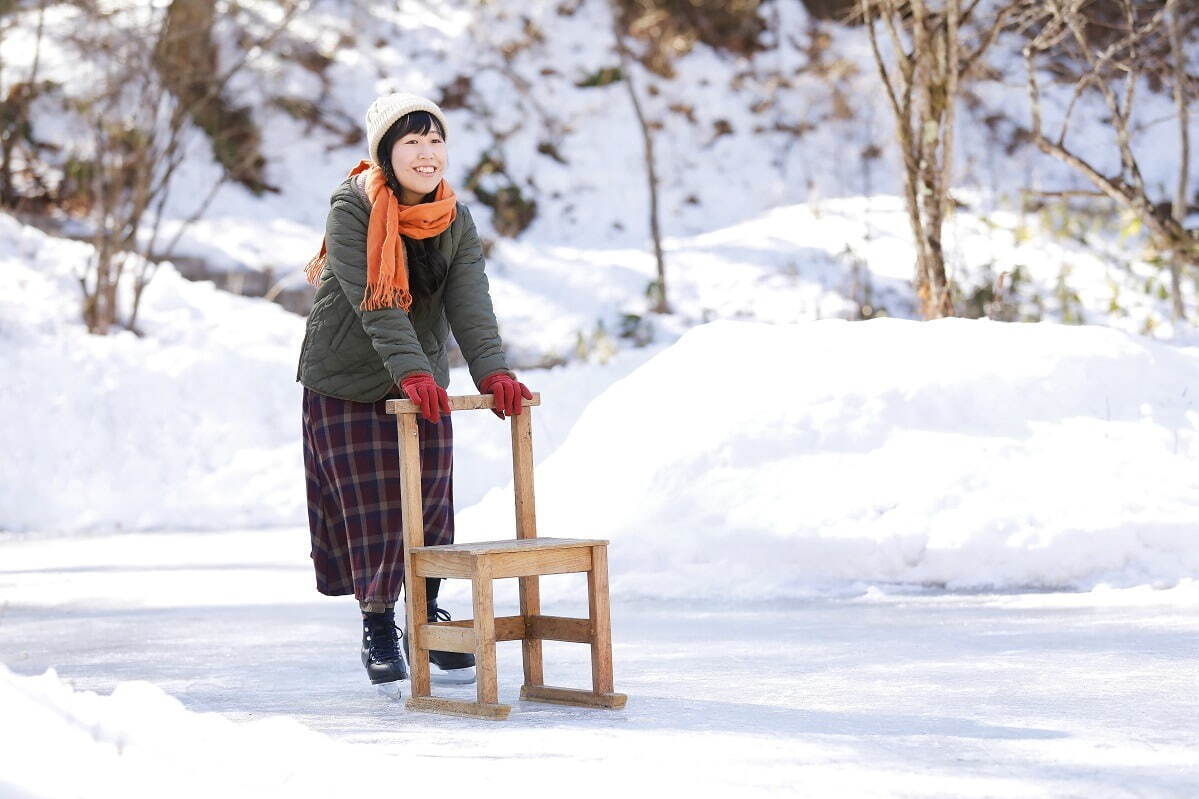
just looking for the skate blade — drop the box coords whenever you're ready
[430,666,476,685]
[374,680,404,699]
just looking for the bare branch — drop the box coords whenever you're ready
[1167,0,1190,227]
[860,0,905,122]
[1060,2,1167,199]
[61,0,310,333]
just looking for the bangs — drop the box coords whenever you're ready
[389,110,445,141]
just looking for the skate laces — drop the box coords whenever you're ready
[431,606,452,623]
[363,611,402,663]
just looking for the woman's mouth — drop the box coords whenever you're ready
[413,166,438,176]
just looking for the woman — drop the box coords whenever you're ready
[296,92,533,694]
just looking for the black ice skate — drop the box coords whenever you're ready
[361,607,407,697]
[424,599,476,685]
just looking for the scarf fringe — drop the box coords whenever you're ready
[307,241,411,311]
[360,283,412,312]
[304,246,327,286]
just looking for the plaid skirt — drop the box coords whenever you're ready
[301,384,454,603]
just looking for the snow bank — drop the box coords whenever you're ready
[458,317,1199,597]
[0,212,662,535]
[5,205,1197,595]
[3,662,708,798]
[0,663,431,799]
[0,213,308,533]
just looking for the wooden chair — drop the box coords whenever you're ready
[386,391,628,720]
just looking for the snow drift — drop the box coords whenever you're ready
[458,317,1199,597]
[0,663,432,799]
[4,206,1197,596]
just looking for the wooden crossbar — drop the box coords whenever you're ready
[386,394,540,415]
[519,685,627,709]
[406,696,511,720]
[416,614,594,653]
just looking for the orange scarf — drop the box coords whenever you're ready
[305,159,457,312]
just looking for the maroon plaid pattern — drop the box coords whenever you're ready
[301,384,454,603]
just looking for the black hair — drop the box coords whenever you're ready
[377,110,449,303]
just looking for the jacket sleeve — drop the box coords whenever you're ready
[324,196,433,383]
[444,205,514,389]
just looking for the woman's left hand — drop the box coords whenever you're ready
[479,372,533,419]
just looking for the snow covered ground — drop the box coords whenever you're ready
[3,110,1199,794]
[1,528,1196,798]
[4,301,1198,796]
[1,1,1196,792]
[4,185,1199,794]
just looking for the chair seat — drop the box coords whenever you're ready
[411,537,609,580]
[411,536,608,555]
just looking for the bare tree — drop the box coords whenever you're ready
[0,0,52,212]
[858,0,1023,319]
[1166,0,1192,320]
[60,0,304,335]
[1023,0,1199,322]
[610,0,671,315]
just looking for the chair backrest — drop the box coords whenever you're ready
[387,392,542,554]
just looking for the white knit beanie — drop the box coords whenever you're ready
[364,92,450,166]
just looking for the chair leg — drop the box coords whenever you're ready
[520,546,627,711]
[588,544,615,696]
[406,567,512,721]
[406,568,431,698]
[396,413,431,699]
[472,560,499,705]
[518,574,544,688]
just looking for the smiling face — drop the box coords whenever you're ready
[388,122,448,205]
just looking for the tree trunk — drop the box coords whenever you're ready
[610,0,671,315]
[1167,0,1189,322]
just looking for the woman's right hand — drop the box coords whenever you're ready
[400,372,452,423]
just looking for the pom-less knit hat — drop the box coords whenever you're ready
[365,92,450,166]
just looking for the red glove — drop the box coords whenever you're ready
[400,372,451,423]
[479,371,533,420]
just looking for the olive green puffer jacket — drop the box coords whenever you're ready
[296,174,514,402]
